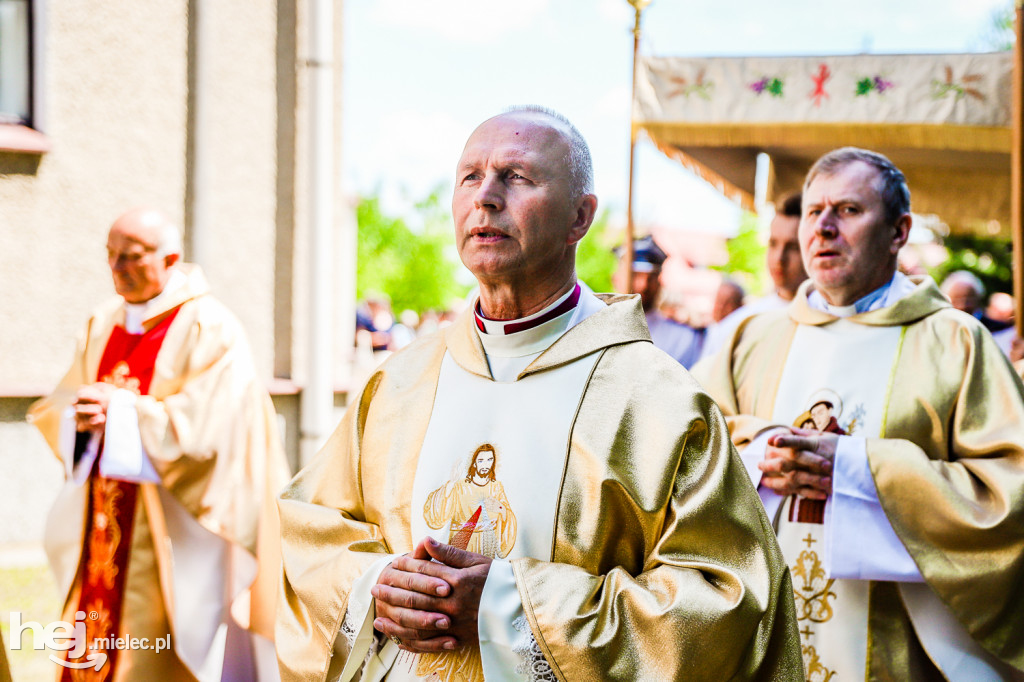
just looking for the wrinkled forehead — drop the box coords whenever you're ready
[806,161,884,201]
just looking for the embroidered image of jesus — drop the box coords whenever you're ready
[423,444,517,558]
[414,445,518,682]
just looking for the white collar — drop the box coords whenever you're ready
[123,268,187,334]
[477,282,603,359]
[807,271,916,318]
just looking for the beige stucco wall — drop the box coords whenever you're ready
[195,0,279,380]
[0,0,350,544]
[0,0,300,389]
[0,2,189,391]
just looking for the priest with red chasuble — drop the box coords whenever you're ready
[29,208,290,681]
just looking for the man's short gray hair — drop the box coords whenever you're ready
[940,270,986,299]
[504,105,594,200]
[804,147,910,226]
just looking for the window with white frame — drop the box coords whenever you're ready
[0,0,32,126]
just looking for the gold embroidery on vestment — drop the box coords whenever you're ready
[101,361,141,394]
[792,549,837,623]
[87,478,124,591]
[802,643,837,682]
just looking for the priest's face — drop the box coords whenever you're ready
[453,112,594,303]
[106,210,179,304]
[799,161,910,307]
[766,213,806,300]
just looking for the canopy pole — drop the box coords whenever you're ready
[625,0,650,294]
[1014,0,1024,335]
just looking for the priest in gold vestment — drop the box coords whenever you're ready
[29,209,290,681]
[277,108,802,681]
[695,148,1024,680]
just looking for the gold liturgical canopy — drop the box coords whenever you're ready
[633,52,1013,237]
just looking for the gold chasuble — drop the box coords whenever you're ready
[695,276,1024,680]
[277,292,802,682]
[30,265,290,681]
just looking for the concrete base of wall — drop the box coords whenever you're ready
[0,398,63,548]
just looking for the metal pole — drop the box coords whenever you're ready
[300,0,335,466]
[185,0,210,268]
[1013,1,1024,335]
[625,1,649,293]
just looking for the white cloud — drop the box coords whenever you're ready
[368,0,551,44]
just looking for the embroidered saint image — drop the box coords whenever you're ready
[414,445,518,682]
[788,390,853,526]
[423,443,517,558]
[793,388,864,436]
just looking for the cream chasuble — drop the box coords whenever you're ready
[277,286,803,682]
[770,318,903,680]
[30,265,289,682]
[694,275,1024,680]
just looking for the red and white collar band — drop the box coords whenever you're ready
[475,283,581,336]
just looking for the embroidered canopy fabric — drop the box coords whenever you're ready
[633,52,1012,236]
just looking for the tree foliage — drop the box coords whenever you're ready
[576,209,618,293]
[930,234,1013,296]
[713,211,769,296]
[356,190,470,313]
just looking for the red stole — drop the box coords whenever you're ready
[63,307,180,681]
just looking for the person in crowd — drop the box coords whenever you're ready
[356,294,396,351]
[612,235,705,368]
[700,193,807,360]
[710,278,745,324]
[940,270,1012,333]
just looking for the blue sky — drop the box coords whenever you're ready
[342,0,1008,235]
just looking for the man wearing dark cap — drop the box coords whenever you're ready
[613,235,705,368]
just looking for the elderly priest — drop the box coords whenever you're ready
[276,107,802,682]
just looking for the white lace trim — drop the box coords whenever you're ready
[340,608,360,647]
[512,615,556,682]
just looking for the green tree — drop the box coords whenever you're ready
[356,189,470,313]
[930,233,1013,297]
[576,209,618,293]
[713,211,768,296]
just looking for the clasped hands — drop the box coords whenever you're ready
[73,382,117,433]
[372,536,491,653]
[758,427,839,499]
